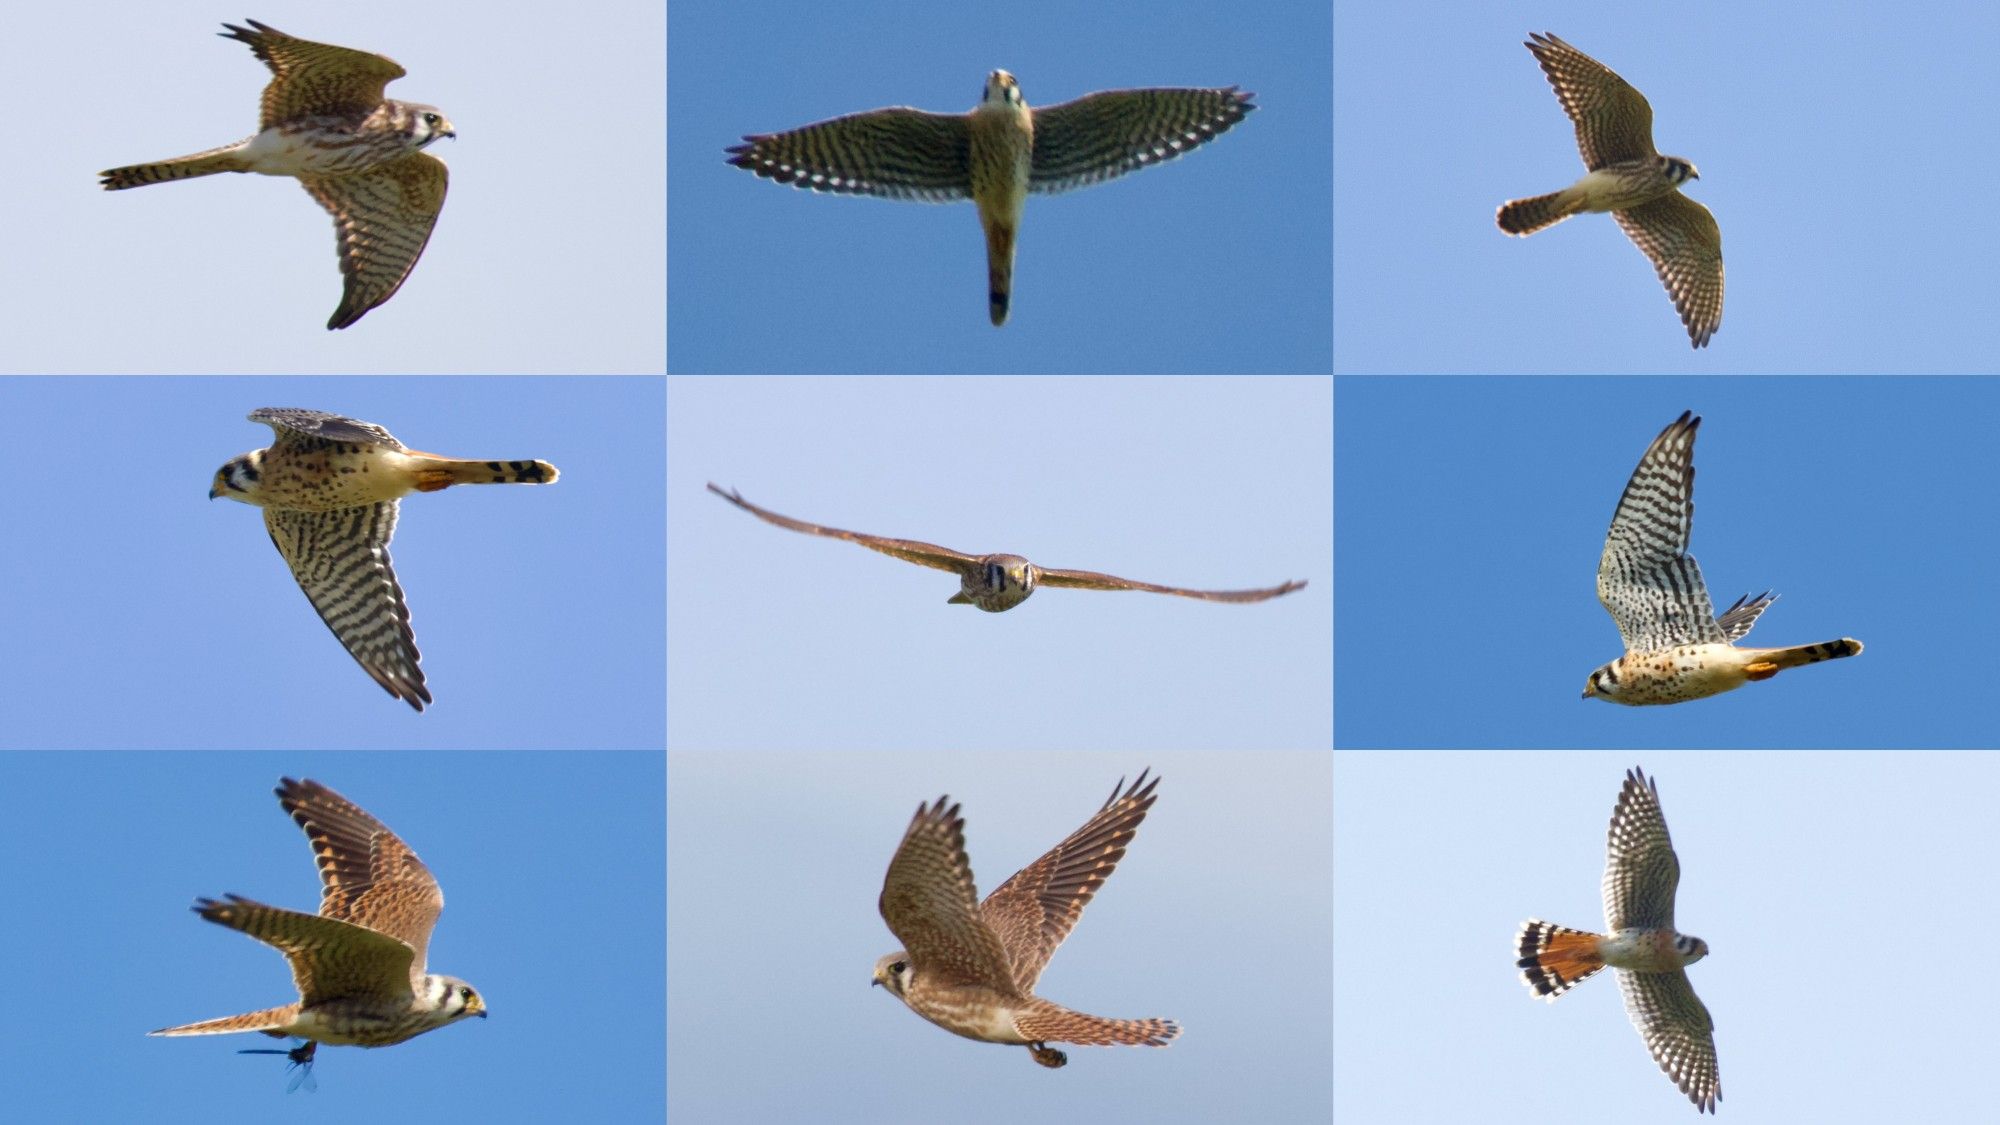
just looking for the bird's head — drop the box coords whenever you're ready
[397,101,457,147]
[1663,157,1699,185]
[209,452,264,504]
[428,975,487,1023]
[1581,661,1622,701]
[871,952,913,999]
[1675,934,1709,967]
[982,70,1022,108]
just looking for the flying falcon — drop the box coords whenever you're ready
[1585,411,1860,705]
[873,771,1179,1067]
[101,20,455,329]
[212,408,558,711]
[726,71,1253,325]
[151,778,486,1081]
[1516,768,1719,1113]
[1497,33,1723,348]
[708,483,1304,611]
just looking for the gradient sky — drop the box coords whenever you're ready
[1336,376,1997,748]
[668,0,1331,374]
[5,1,662,374]
[1335,1,2000,372]
[0,376,664,750]
[669,750,1330,1122]
[0,750,663,1122]
[667,376,1331,752]
[1336,751,2000,1122]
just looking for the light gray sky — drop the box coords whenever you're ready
[1336,751,2000,1121]
[667,376,1331,752]
[669,750,1331,1122]
[5,1,662,373]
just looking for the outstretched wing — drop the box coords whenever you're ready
[219,20,407,128]
[1617,968,1720,1113]
[263,503,429,711]
[192,895,417,1005]
[277,778,444,980]
[1596,411,1726,653]
[251,407,406,451]
[725,108,973,202]
[707,483,979,575]
[1036,565,1305,603]
[1524,32,1658,170]
[879,797,1020,991]
[1602,767,1680,933]
[979,771,1160,993]
[1028,86,1254,194]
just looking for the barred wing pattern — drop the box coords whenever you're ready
[1597,411,1728,653]
[1028,87,1254,193]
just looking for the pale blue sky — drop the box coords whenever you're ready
[1336,376,1995,748]
[669,750,1331,1122]
[0,751,663,1121]
[1335,1,2000,371]
[667,376,1331,752]
[1,1,663,373]
[668,0,1331,373]
[1336,751,2000,1122]
[0,376,664,749]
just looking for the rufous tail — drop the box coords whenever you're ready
[149,1004,299,1038]
[408,457,561,493]
[1745,638,1863,681]
[1515,919,1606,999]
[1014,998,1180,1048]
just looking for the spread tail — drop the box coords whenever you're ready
[1496,190,1580,236]
[150,1004,299,1038]
[1516,920,1606,999]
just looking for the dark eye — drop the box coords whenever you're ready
[891,961,907,974]
[425,113,441,126]
[460,987,473,999]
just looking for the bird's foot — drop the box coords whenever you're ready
[1028,1042,1068,1068]
[1744,661,1779,681]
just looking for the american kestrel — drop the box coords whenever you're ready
[151,778,486,1082]
[101,20,455,329]
[1497,33,1723,348]
[1516,768,1719,1113]
[211,408,559,711]
[872,771,1179,1068]
[1585,411,1861,705]
[726,71,1254,325]
[708,483,1304,612]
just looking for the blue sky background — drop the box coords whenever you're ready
[0,377,663,749]
[0,750,663,1121]
[2,1,662,374]
[668,0,1331,374]
[1336,751,2000,1121]
[669,750,1331,1122]
[1335,1,2000,372]
[1336,376,1994,748]
[668,376,1330,752]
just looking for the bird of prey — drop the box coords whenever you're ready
[212,408,559,711]
[101,20,455,329]
[707,483,1304,612]
[727,70,1254,325]
[1497,33,1723,348]
[1516,768,1720,1113]
[1585,411,1860,705]
[151,778,486,1081]
[873,771,1179,1067]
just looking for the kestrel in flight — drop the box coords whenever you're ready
[212,408,559,711]
[151,778,486,1081]
[101,20,455,329]
[1585,411,1860,705]
[707,483,1304,612]
[726,70,1254,325]
[873,771,1179,1068]
[1516,768,1719,1113]
[1497,33,1723,348]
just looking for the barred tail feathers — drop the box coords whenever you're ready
[1744,638,1863,681]
[101,142,257,190]
[1013,997,1179,1048]
[149,1004,299,1038]
[407,456,561,492]
[1516,920,1606,999]
[1496,189,1581,236]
